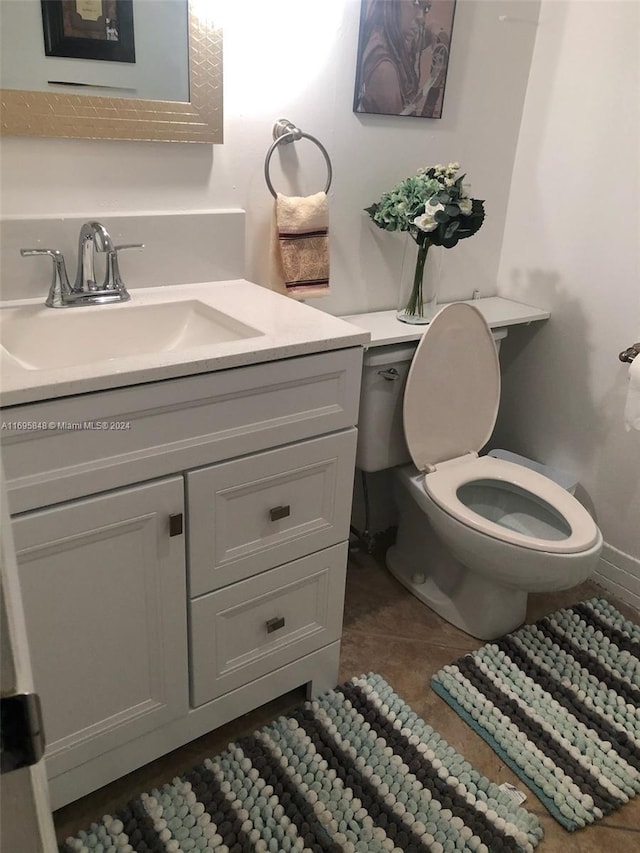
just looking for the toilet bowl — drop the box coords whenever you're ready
[384,302,603,640]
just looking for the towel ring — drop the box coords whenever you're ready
[264,119,333,199]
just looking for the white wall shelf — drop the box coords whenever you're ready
[341,297,549,348]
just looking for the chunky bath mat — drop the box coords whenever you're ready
[431,598,640,831]
[61,673,543,852]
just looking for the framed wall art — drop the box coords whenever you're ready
[353,0,457,119]
[41,0,135,63]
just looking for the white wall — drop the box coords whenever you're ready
[0,0,539,318]
[495,0,640,605]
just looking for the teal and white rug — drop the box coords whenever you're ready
[432,598,640,831]
[61,673,542,852]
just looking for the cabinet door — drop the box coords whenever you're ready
[11,477,188,784]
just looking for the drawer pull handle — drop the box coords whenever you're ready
[266,616,285,634]
[269,505,290,522]
[169,513,183,537]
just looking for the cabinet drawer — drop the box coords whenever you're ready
[187,429,356,596]
[190,543,347,707]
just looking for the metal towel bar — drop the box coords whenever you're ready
[264,119,332,199]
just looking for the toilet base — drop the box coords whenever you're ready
[387,479,528,640]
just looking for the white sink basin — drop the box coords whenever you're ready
[0,280,371,409]
[0,299,264,370]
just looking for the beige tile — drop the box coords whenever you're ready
[526,579,640,625]
[339,627,458,708]
[597,798,640,833]
[344,550,481,652]
[532,814,640,851]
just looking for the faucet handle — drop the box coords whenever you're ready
[102,242,144,298]
[20,247,64,258]
[114,243,144,252]
[20,248,72,308]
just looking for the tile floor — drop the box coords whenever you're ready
[54,549,640,850]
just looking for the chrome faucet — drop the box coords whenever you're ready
[21,221,143,308]
[75,221,115,293]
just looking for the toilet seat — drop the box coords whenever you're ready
[402,302,600,556]
[403,302,501,472]
[423,454,600,553]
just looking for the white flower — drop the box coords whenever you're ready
[459,197,472,215]
[413,204,444,231]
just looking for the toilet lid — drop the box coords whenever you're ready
[404,302,501,471]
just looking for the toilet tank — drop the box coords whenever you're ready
[356,343,417,472]
[355,328,508,473]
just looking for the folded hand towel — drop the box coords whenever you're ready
[271,191,330,299]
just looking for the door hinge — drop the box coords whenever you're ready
[0,692,45,774]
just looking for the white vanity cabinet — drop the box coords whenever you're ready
[2,346,362,809]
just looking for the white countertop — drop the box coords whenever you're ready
[0,280,370,408]
[341,297,550,347]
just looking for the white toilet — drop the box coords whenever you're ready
[361,302,603,640]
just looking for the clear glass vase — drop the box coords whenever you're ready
[396,237,443,324]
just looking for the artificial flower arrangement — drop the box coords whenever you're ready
[365,163,485,321]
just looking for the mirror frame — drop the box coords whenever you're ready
[0,4,222,144]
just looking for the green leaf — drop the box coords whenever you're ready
[365,168,485,245]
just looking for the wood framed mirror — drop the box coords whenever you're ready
[0,1,222,144]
